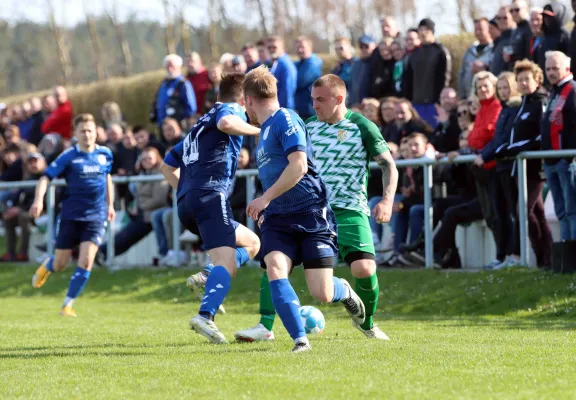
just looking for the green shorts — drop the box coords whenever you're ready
[332,207,375,262]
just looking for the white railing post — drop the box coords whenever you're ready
[423,162,434,269]
[246,175,255,232]
[517,157,529,266]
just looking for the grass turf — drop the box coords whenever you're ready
[1,265,575,399]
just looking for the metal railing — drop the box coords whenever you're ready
[0,150,574,268]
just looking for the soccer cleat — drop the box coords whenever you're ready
[291,341,312,353]
[60,305,77,317]
[189,315,228,344]
[340,279,366,325]
[32,258,52,289]
[187,271,225,315]
[354,322,390,340]
[234,323,275,342]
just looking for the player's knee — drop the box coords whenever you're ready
[248,236,261,259]
[351,260,376,278]
[310,287,333,303]
[53,259,67,272]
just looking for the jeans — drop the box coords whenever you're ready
[151,207,172,256]
[544,159,576,240]
[100,212,152,257]
[393,202,423,253]
[370,194,403,247]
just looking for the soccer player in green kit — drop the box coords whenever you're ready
[235,74,398,341]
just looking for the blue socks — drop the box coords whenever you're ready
[199,266,231,317]
[270,278,306,340]
[63,267,91,307]
[202,264,214,275]
[235,247,249,268]
[45,257,54,272]
[331,277,349,303]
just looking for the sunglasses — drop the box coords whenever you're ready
[496,16,508,20]
[267,45,277,50]
[457,111,468,116]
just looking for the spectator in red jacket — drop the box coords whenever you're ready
[41,86,73,141]
[468,70,505,268]
[185,52,211,117]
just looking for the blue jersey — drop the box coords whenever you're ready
[256,108,327,215]
[44,145,113,222]
[163,103,244,200]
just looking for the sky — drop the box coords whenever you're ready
[0,0,571,37]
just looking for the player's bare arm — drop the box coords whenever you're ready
[106,174,116,222]
[29,176,50,219]
[372,151,398,224]
[217,115,260,136]
[160,162,180,190]
[246,151,307,220]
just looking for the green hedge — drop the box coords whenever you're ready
[1,33,475,130]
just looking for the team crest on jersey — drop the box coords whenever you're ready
[263,126,270,140]
[337,129,348,142]
[97,155,107,165]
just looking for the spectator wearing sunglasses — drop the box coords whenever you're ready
[507,0,533,65]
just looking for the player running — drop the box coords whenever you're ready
[235,74,398,341]
[30,114,115,317]
[240,66,366,353]
[160,73,261,344]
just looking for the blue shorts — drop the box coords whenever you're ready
[55,219,107,249]
[177,189,239,251]
[260,207,338,268]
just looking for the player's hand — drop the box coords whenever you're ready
[247,195,270,221]
[29,201,43,219]
[372,199,393,224]
[107,205,116,222]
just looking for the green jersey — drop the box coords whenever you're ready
[306,110,389,216]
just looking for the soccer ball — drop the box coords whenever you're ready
[299,305,325,334]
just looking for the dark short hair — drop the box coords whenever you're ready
[73,113,95,128]
[219,73,245,103]
[407,132,429,143]
[473,17,490,24]
[241,42,255,51]
[256,39,266,47]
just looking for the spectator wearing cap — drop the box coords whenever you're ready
[507,0,533,65]
[404,18,452,128]
[231,55,247,73]
[186,52,212,117]
[349,34,376,106]
[0,152,46,262]
[151,54,197,132]
[458,18,495,99]
[332,37,357,100]
[491,6,516,76]
[267,36,297,110]
[570,1,576,74]
[488,18,501,43]
[541,51,576,240]
[242,43,261,73]
[529,7,544,59]
[534,3,571,86]
[41,86,73,141]
[294,36,323,120]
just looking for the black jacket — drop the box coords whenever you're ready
[369,56,396,99]
[387,119,434,145]
[570,18,576,74]
[404,42,451,104]
[482,96,522,172]
[510,19,533,64]
[490,29,515,75]
[541,75,576,164]
[496,88,548,179]
[430,110,460,153]
[27,112,45,146]
[535,3,571,86]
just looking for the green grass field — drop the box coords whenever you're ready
[1,265,576,399]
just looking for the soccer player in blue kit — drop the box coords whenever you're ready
[160,73,261,344]
[243,67,365,353]
[30,114,115,317]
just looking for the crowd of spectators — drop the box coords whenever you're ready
[1,0,576,269]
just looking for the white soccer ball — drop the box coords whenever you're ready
[299,305,325,334]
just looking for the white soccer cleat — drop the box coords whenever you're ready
[186,269,225,315]
[340,279,366,326]
[189,315,228,344]
[354,323,390,340]
[291,340,312,353]
[234,323,275,342]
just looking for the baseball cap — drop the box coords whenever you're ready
[27,152,45,161]
[358,34,375,46]
[231,55,245,65]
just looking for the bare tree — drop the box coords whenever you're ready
[208,0,219,60]
[248,0,269,38]
[162,0,176,54]
[106,1,133,77]
[46,0,72,84]
[85,4,108,80]
[176,0,191,54]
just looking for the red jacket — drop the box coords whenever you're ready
[41,101,73,140]
[468,96,502,169]
[187,70,211,115]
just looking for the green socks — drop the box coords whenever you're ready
[355,273,379,330]
[258,272,276,331]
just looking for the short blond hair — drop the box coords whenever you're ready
[473,71,498,94]
[514,59,544,85]
[312,74,346,95]
[73,113,95,128]
[243,66,278,99]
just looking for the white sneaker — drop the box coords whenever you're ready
[189,315,228,344]
[186,269,225,315]
[234,323,275,342]
[166,251,188,267]
[291,340,312,353]
[340,279,366,326]
[354,322,390,340]
[483,259,503,270]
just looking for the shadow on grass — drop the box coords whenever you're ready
[2,265,576,321]
[0,351,150,359]
[387,315,576,331]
